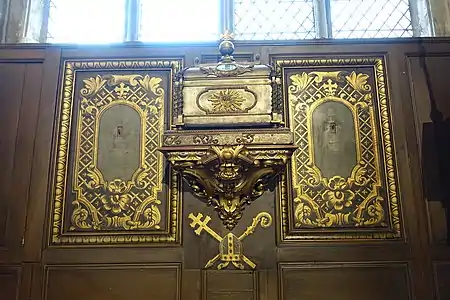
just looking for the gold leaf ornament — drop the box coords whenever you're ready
[138,75,163,95]
[322,176,355,211]
[81,75,106,96]
[345,72,371,93]
[289,73,313,94]
[208,89,246,113]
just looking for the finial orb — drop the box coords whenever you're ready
[219,40,235,56]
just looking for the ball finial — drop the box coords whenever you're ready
[219,29,235,58]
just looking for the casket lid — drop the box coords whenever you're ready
[182,34,271,80]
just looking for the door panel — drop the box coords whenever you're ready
[434,262,450,300]
[279,263,411,300]
[0,266,20,300]
[0,60,43,263]
[203,270,257,300]
[43,264,180,300]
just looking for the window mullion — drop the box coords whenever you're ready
[314,0,331,38]
[220,0,234,35]
[124,0,140,42]
[409,0,434,37]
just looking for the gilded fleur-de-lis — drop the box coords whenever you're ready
[114,83,130,98]
[323,79,338,96]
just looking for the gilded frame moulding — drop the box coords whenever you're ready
[273,56,403,241]
[49,58,183,245]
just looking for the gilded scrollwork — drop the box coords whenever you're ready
[162,130,292,147]
[274,57,402,241]
[72,73,165,232]
[50,59,182,245]
[200,64,254,77]
[163,145,294,230]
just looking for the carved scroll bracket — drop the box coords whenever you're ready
[160,145,296,230]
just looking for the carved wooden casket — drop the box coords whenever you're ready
[161,37,297,230]
[173,39,282,128]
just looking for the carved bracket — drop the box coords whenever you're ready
[160,145,296,229]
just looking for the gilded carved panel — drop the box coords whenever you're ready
[49,59,182,245]
[273,56,402,241]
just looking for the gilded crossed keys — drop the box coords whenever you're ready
[188,212,273,269]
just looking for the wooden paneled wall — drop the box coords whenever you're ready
[0,39,449,300]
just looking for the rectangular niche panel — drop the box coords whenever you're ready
[49,59,182,245]
[279,263,411,300]
[44,264,181,300]
[274,56,402,241]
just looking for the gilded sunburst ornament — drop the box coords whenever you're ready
[208,89,246,113]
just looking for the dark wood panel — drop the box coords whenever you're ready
[9,62,44,262]
[279,263,411,300]
[203,270,257,300]
[0,63,25,249]
[434,262,450,300]
[407,55,450,262]
[0,49,46,60]
[23,49,61,262]
[0,266,20,300]
[0,61,43,263]
[183,191,277,271]
[42,247,183,265]
[44,264,180,300]
[277,244,410,262]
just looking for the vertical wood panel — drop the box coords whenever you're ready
[0,266,20,300]
[434,262,450,300]
[9,62,44,262]
[0,63,25,250]
[202,270,258,300]
[0,60,43,263]
[23,49,61,262]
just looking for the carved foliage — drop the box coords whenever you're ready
[50,59,182,245]
[274,57,402,241]
[167,146,291,230]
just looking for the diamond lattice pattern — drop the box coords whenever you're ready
[234,0,316,40]
[331,0,413,38]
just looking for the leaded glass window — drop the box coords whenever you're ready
[233,0,316,40]
[41,0,432,44]
[331,0,413,38]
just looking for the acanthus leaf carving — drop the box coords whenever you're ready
[276,56,402,241]
[164,145,294,230]
[51,59,183,245]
